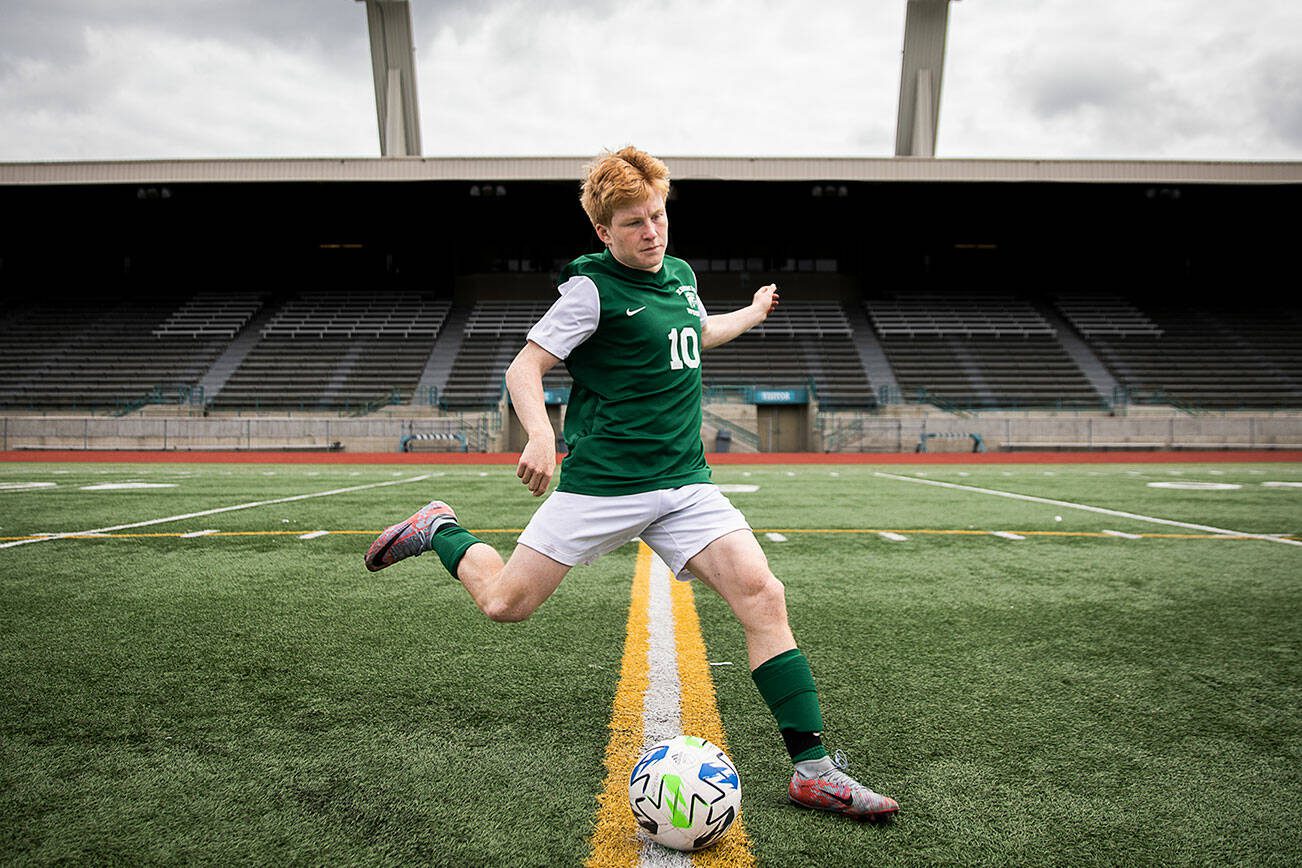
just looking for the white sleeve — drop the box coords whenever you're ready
[526,275,601,360]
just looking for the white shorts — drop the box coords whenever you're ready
[517,483,751,579]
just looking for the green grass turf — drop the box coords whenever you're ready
[1,461,1299,864]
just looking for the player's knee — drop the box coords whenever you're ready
[743,572,787,620]
[482,592,537,623]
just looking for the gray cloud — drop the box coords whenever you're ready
[1256,52,1302,148]
[0,0,1299,161]
[1022,54,1156,120]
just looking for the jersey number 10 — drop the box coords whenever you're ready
[667,327,701,370]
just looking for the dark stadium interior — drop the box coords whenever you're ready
[0,178,1298,415]
[0,178,1292,293]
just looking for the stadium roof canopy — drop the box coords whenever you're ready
[1,157,1299,186]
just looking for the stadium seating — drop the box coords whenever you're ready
[0,297,227,410]
[206,292,451,409]
[1,289,1294,416]
[866,293,1055,338]
[879,336,1103,409]
[152,291,264,339]
[866,294,1101,409]
[1052,293,1164,338]
[440,301,570,408]
[1086,302,1302,409]
[259,291,449,339]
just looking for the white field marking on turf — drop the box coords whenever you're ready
[643,551,681,745]
[1103,530,1143,540]
[1147,481,1241,491]
[879,532,910,542]
[640,552,692,868]
[80,482,177,491]
[181,529,219,538]
[764,532,788,542]
[0,475,432,551]
[992,531,1026,541]
[873,471,1302,547]
[298,531,330,540]
[0,482,58,491]
[1263,481,1302,488]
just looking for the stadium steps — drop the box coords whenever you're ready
[410,305,471,406]
[844,303,899,402]
[948,341,996,405]
[1032,299,1119,405]
[197,297,286,405]
[316,343,366,407]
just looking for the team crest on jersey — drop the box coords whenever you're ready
[676,285,700,312]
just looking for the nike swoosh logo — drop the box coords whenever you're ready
[818,787,854,807]
[626,306,646,316]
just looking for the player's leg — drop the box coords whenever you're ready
[366,489,653,623]
[683,524,899,820]
[683,529,795,668]
[364,499,570,622]
[456,542,570,623]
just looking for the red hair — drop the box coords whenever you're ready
[580,146,671,227]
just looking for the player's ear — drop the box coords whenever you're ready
[594,223,612,246]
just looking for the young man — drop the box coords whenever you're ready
[365,146,898,820]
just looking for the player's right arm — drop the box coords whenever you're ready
[505,341,562,496]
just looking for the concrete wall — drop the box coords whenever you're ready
[2,412,1300,454]
[816,412,1302,453]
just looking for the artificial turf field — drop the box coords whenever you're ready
[1,457,1299,865]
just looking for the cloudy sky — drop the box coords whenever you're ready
[2,0,1299,162]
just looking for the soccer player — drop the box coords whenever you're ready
[365,146,898,821]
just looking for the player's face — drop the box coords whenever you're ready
[595,193,668,273]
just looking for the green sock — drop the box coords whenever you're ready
[751,648,829,763]
[426,524,481,579]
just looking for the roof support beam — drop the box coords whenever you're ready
[895,0,956,157]
[358,0,422,157]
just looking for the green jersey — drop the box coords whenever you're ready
[527,250,711,496]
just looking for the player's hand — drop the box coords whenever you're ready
[752,284,779,320]
[516,436,556,497]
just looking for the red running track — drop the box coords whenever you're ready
[2,450,1299,465]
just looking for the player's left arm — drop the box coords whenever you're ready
[701,284,779,350]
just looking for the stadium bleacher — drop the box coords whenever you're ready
[866,293,1102,409]
[0,288,1296,416]
[441,301,569,409]
[152,292,264,339]
[0,297,228,411]
[1088,302,1302,409]
[207,292,451,410]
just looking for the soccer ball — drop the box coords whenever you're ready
[628,735,741,851]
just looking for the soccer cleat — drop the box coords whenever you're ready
[788,750,899,820]
[364,500,459,572]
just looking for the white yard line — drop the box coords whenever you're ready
[991,531,1026,541]
[639,552,692,868]
[879,532,910,542]
[0,475,431,551]
[873,472,1302,548]
[298,531,330,540]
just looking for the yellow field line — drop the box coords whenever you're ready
[671,570,755,867]
[586,543,652,868]
[586,543,756,866]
